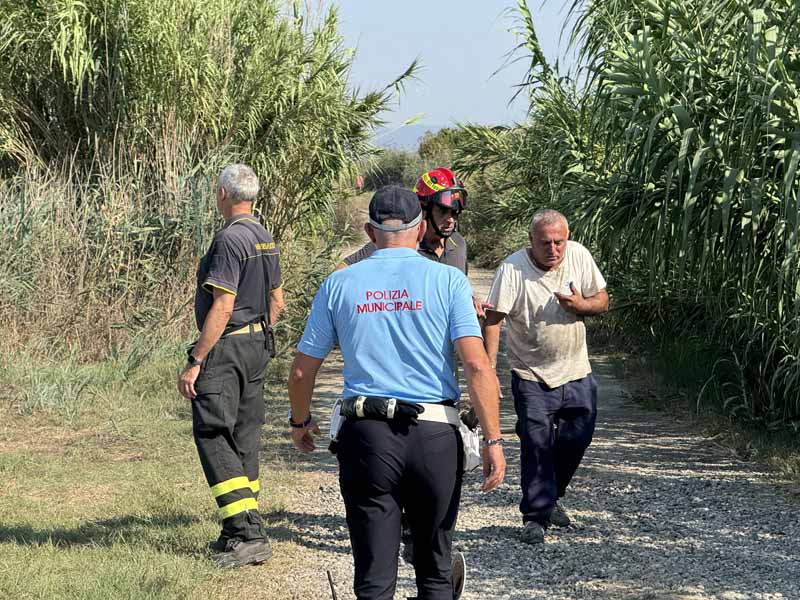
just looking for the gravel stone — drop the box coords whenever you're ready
[262,268,799,599]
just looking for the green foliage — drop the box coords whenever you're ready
[418,127,460,166]
[0,166,204,360]
[3,359,94,422]
[0,1,413,365]
[0,166,354,370]
[361,128,462,193]
[0,0,413,237]
[457,0,800,425]
[362,148,425,190]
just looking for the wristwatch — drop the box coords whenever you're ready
[186,354,203,367]
[288,411,313,429]
[482,437,504,448]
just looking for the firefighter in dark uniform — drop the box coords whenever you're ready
[288,186,506,600]
[177,164,285,569]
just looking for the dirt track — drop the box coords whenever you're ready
[256,267,799,600]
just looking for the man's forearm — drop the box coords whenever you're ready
[578,290,609,316]
[288,355,321,422]
[463,361,501,440]
[192,303,231,360]
[288,379,314,423]
[269,288,286,325]
[483,322,502,368]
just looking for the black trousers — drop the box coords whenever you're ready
[192,329,270,541]
[512,372,597,526]
[337,418,463,600]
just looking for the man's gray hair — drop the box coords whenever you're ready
[219,164,259,203]
[530,208,569,233]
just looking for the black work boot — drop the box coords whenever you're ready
[211,538,272,569]
[207,512,249,553]
[208,532,229,553]
[210,510,270,567]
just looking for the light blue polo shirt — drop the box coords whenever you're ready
[297,247,482,403]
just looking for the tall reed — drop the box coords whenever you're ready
[456,0,800,425]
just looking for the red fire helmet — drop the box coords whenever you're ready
[413,167,468,212]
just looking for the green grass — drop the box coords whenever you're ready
[590,317,800,483]
[0,340,304,599]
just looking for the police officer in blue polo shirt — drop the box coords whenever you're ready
[288,186,506,600]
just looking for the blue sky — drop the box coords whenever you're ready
[326,1,576,129]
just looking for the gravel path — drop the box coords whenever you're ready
[260,268,800,600]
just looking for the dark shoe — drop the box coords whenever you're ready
[210,509,265,554]
[211,539,272,569]
[550,502,571,528]
[451,551,466,599]
[520,521,545,545]
[207,533,229,553]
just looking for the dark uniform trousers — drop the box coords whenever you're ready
[192,327,270,541]
[512,372,597,526]
[337,418,464,600]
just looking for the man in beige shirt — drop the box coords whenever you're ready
[483,208,608,544]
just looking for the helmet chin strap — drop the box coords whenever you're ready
[425,205,454,239]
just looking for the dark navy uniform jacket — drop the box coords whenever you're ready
[341,231,468,274]
[194,214,281,333]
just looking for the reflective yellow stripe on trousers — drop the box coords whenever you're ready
[218,497,258,520]
[210,476,259,497]
[211,476,251,498]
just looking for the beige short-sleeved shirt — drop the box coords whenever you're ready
[486,241,606,388]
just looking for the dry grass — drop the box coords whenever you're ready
[0,344,324,598]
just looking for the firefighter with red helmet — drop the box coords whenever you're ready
[338,167,469,276]
[413,167,469,269]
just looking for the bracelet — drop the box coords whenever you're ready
[483,437,504,447]
[288,412,313,429]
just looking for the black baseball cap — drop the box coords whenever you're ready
[368,185,423,231]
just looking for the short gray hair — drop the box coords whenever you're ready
[530,208,569,233]
[371,218,421,248]
[219,164,259,203]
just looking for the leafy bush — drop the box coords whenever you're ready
[456,0,800,425]
[0,0,410,237]
[362,149,425,190]
[0,0,414,369]
[0,166,343,365]
[418,128,459,167]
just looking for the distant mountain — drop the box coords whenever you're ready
[373,124,446,151]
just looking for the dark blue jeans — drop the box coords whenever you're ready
[511,372,597,526]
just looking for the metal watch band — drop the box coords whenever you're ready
[482,437,504,447]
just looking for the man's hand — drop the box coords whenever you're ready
[472,297,493,319]
[480,444,506,492]
[554,282,586,314]
[555,284,610,316]
[178,365,200,399]
[291,419,321,453]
